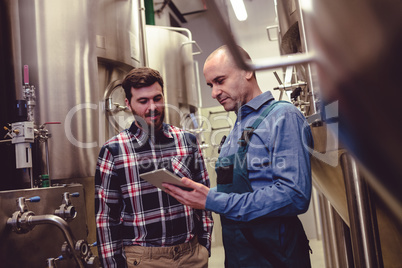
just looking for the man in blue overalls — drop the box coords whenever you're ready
[164,45,313,267]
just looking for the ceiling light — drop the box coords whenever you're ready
[230,0,248,21]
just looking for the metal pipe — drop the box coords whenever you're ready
[139,0,149,66]
[332,205,354,268]
[194,60,203,107]
[27,214,85,268]
[29,167,34,188]
[318,194,334,268]
[325,199,341,268]
[340,153,384,268]
[45,139,50,185]
[295,0,318,114]
[147,25,202,55]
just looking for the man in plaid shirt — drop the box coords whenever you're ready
[95,67,214,268]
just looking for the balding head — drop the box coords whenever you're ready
[203,45,262,112]
[205,45,256,79]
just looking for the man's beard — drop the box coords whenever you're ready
[133,109,165,134]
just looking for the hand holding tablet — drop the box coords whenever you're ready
[140,168,192,191]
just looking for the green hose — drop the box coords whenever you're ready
[144,0,155,25]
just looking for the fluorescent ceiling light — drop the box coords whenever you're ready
[230,0,248,21]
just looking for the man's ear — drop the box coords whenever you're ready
[125,98,132,111]
[245,70,253,80]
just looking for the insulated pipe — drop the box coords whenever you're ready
[27,215,85,268]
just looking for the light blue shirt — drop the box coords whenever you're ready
[205,91,313,221]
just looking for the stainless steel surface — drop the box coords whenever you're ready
[319,194,354,268]
[139,0,149,66]
[1,0,142,182]
[0,184,92,268]
[16,0,99,180]
[25,215,85,268]
[331,203,354,268]
[145,25,200,127]
[311,122,402,267]
[317,195,330,267]
[325,198,341,268]
[341,153,383,267]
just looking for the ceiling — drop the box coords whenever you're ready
[172,0,207,16]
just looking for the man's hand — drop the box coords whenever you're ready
[163,177,210,210]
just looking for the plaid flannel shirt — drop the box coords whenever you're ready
[95,122,214,267]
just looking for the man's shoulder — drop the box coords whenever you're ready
[101,129,131,150]
[269,101,305,118]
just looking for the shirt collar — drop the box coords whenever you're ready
[128,121,173,140]
[238,91,275,117]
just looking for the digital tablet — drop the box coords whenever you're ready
[140,168,192,191]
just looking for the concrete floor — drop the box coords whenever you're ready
[208,238,326,268]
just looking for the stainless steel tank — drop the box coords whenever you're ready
[0,0,203,266]
[0,0,143,185]
[103,25,202,134]
[146,25,201,127]
[0,0,143,266]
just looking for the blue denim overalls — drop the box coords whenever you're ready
[215,101,311,268]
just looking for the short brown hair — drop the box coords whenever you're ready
[122,67,164,102]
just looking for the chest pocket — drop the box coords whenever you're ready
[247,136,271,169]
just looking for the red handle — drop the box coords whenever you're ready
[24,65,29,84]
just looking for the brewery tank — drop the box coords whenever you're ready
[0,0,143,187]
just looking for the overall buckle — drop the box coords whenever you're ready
[238,127,255,146]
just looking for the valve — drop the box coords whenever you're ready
[74,240,100,268]
[55,192,79,221]
[61,241,73,260]
[61,240,100,267]
[35,122,61,143]
[16,196,40,213]
[47,255,64,268]
[75,240,90,259]
[7,196,41,233]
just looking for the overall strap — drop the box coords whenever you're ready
[237,101,288,148]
